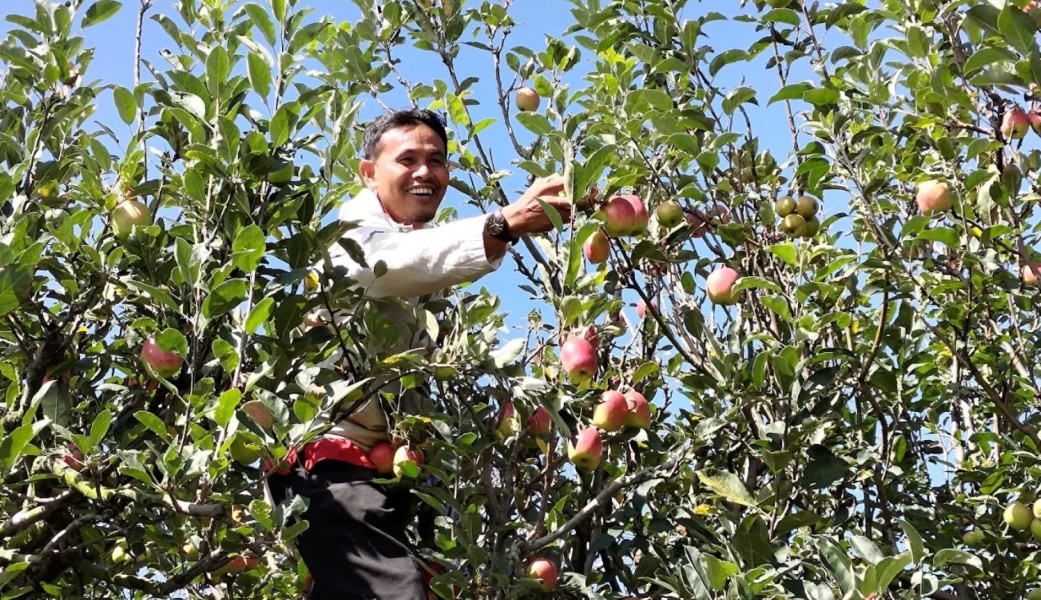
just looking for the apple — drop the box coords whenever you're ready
[915,180,951,215]
[602,195,637,237]
[656,200,684,228]
[1033,498,1041,519]
[577,325,599,351]
[706,266,741,305]
[64,62,80,87]
[803,216,821,237]
[498,402,521,437]
[1004,500,1033,531]
[227,555,258,573]
[1031,519,1041,542]
[516,87,540,112]
[635,299,656,319]
[140,334,183,378]
[1023,263,1041,286]
[583,229,610,263]
[962,529,985,546]
[624,391,651,429]
[182,540,200,561]
[526,557,558,592]
[111,199,151,241]
[774,196,796,218]
[780,214,807,237]
[527,406,552,436]
[567,427,602,470]
[687,204,730,238]
[593,390,629,432]
[795,196,818,219]
[110,538,130,563]
[368,440,395,475]
[560,336,597,380]
[393,444,424,478]
[1002,106,1030,140]
[1030,108,1041,136]
[304,270,320,293]
[1029,589,1041,600]
[621,195,649,234]
[242,400,275,430]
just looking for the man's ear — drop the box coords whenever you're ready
[359,159,377,190]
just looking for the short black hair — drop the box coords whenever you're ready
[362,108,448,159]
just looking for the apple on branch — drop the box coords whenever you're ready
[583,229,610,264]
[140,334,183,379]
[111,199,151,241]
[526,557,558,592]
[527,406,552,437]
[516,87,540,112]
[1002,106,1030,140]
[624,391,651,429]
[567,427,603,470]
[560,336,597,381]
[915,180,951,215]
[706,266,741,305]
[593,390,629,432]
[393,444,424,478]
[368,440,395,475]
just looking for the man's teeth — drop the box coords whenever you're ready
[409,187,434,196]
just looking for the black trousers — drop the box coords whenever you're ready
[267,459,427,600]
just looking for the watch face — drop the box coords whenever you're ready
[488,213,506,236]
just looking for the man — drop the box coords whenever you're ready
[267,108,573,599]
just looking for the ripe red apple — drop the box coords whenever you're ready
[227,555,258,573]
[1003,106,1030,140]
[1030,108,1041,136]
[498,402,520,437]
[111,199,151,241]
[242,400,275,430]
[140,334,183,378]
[656,201,684,228]
[1023,263,1041,286]
[583,229,610,263]
[636,299,657,319]
[915,180,952,214]
[516,87,540,112]
[624,391,651,429]
[393,444,424,478]
[526,557,558,592]
[602,196,637,237]
[567,427,602,470]
[593,390,629,432]
[368,440,395,475]
[621,194,649,234]
[560,336,597,381]
[706,266,741,305]
[527,406,552,436]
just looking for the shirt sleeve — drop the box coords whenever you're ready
[327,215,505,298]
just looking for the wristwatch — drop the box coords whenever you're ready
[484,209,518,244]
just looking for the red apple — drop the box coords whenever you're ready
[527,406,552,436]
[140,334,183,378]
[393,444,424,478]
[516,87,540,112]
[1003,106,1030,140]
[602,196,637,237]
[1023,262,1041,286]
[560,336,597,381]
[227,555,258,573]
[706,266,741,305]
[1030,108,1041,136]
[526,557,558,592]
[368,440,395,475]
[621,195,649,234]
[583,229,610,263]
[624,391,651,429]
[567,427,602,470]
[593,390,629,432]
[636,299,657,319]
[656,201,684,228]
[242,400,275,430]
[915,180,952,215]
[111,199,151,241]
[577,325,599,351]
[498,402,520,437]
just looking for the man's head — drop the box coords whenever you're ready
[360,109,450,228]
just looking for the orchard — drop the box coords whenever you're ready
[6,0,1041,598]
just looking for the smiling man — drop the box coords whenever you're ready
[267,108,572,599]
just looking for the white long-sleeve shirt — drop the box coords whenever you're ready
[316,188,504,448]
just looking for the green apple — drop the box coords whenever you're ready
[268,160,294,185]
[774,196,796,218]
[1004,501,1033,531]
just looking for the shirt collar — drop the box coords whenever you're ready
[340,188,415,232]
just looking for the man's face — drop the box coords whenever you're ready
[359,124,449,228]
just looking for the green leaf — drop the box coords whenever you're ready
[214,388,242,427]
[0,266,32,318]
[803,87,840,106]
[89,409,112,446]
[244,3,276,45]
[818,538,855,595]
[899,520,926,565]
[516,113,555,137]
[999,5,1037,55]
[203,279,248,319]
[271,0,286,23]
[0,424,38,470]
[722,86,757,115]
[766,242,798,266]
[849,535,884,565]
[964,46,1018,75]
[113,86,137,124]
[154,328,189,358]
[245,297,275,334]
[245,53,271,98]
[768,82,813,105]
[696,469,756,507]
[133,410,169,440]
[917,227,959,249]
[874,552,912,591]
[82,0,121,27]
[232,225,266,273]
[206,46,231,98]
[933,548,982,571]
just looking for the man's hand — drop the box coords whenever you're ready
[501,174,573,236]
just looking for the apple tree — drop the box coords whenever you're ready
[4,0,1041,599]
